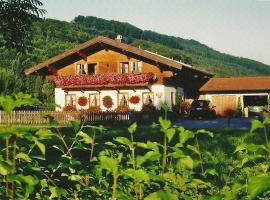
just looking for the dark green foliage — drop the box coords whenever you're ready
[0,0,45,51]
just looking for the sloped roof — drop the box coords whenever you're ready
[24,36,211,76]
[200,77,270,93]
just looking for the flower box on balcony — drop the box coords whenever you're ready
[50,73,154,87]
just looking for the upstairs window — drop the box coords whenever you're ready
[87,63,97,74]
[76,63,97,75]
[131,61,142,73]
[119,62,129,73]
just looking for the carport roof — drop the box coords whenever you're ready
[200,76,270,93]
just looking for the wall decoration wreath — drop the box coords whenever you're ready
[102,96,113,109]
[78,96,88,106]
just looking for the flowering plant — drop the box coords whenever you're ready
[141,104,156,112]
[102,96,113,109]
[51,73,154,86]
[87,106,101,112]
[63,105,76,112]
[129,95,140,104]
[78,96,88,106]
[115,105,130,113]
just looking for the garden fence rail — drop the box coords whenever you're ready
[0,110,137,125]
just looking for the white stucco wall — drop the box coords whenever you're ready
[55,84,181,111]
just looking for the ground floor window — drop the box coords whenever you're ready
[89,93,100,107]
[142,92,154,105]
[65,94,76,107]
[118,93,129,106]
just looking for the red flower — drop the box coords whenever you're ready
[102,96,113,109]
[51,73,154,87]
[87,106,101,112]
[63,105,76,111]
[129,95,140,104]
[141,104,156,112]
[78,96,88,106]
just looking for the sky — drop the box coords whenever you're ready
[43,0,270,65]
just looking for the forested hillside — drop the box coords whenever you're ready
[0,15,270,102]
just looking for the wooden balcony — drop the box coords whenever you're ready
[48,73,155,90]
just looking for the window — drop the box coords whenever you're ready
[142,92,154,105]
[131,61,142,73]
[119,62,129,73]
[65,94,76,107]
[76,63,97,75]
[118,93,129,106]
[87,63,97,74]
[89,93,100,107]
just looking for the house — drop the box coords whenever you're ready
[25,35,211,112]
[200,77,270,116]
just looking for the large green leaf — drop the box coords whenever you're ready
[77,131,93,144]
[35,129,54,140]
[33,137,46,156]
[16,152,31,162]
[263,117,270,125]
[159,117,171,131]
[166,128,176,143]
[128,122,137,134]
[196,129,214,138]
[177,156,194,170]
[179,128,194,144]
[125,169,150,183]
[99,155,119,176]
[234,143,267,153]
[49,186,68,199]
[250,120,264,133]
[0,162,12,175]
[8,174,39,198]
[247,174,270,200]
[115,137,132,148]
[187,144,200,155]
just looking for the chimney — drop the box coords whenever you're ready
[115,35,123,43]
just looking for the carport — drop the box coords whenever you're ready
[199,76,270,117]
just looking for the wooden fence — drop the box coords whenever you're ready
[0,111,137,125]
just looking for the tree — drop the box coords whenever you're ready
[0,0,46,52]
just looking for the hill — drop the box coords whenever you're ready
[0,15,270,101]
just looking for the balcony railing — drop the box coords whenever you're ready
[49,73,155,88]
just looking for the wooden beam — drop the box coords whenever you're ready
[77,51,87,61]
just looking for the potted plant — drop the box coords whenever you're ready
[63,105,76,112]
[87,106,102,112]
